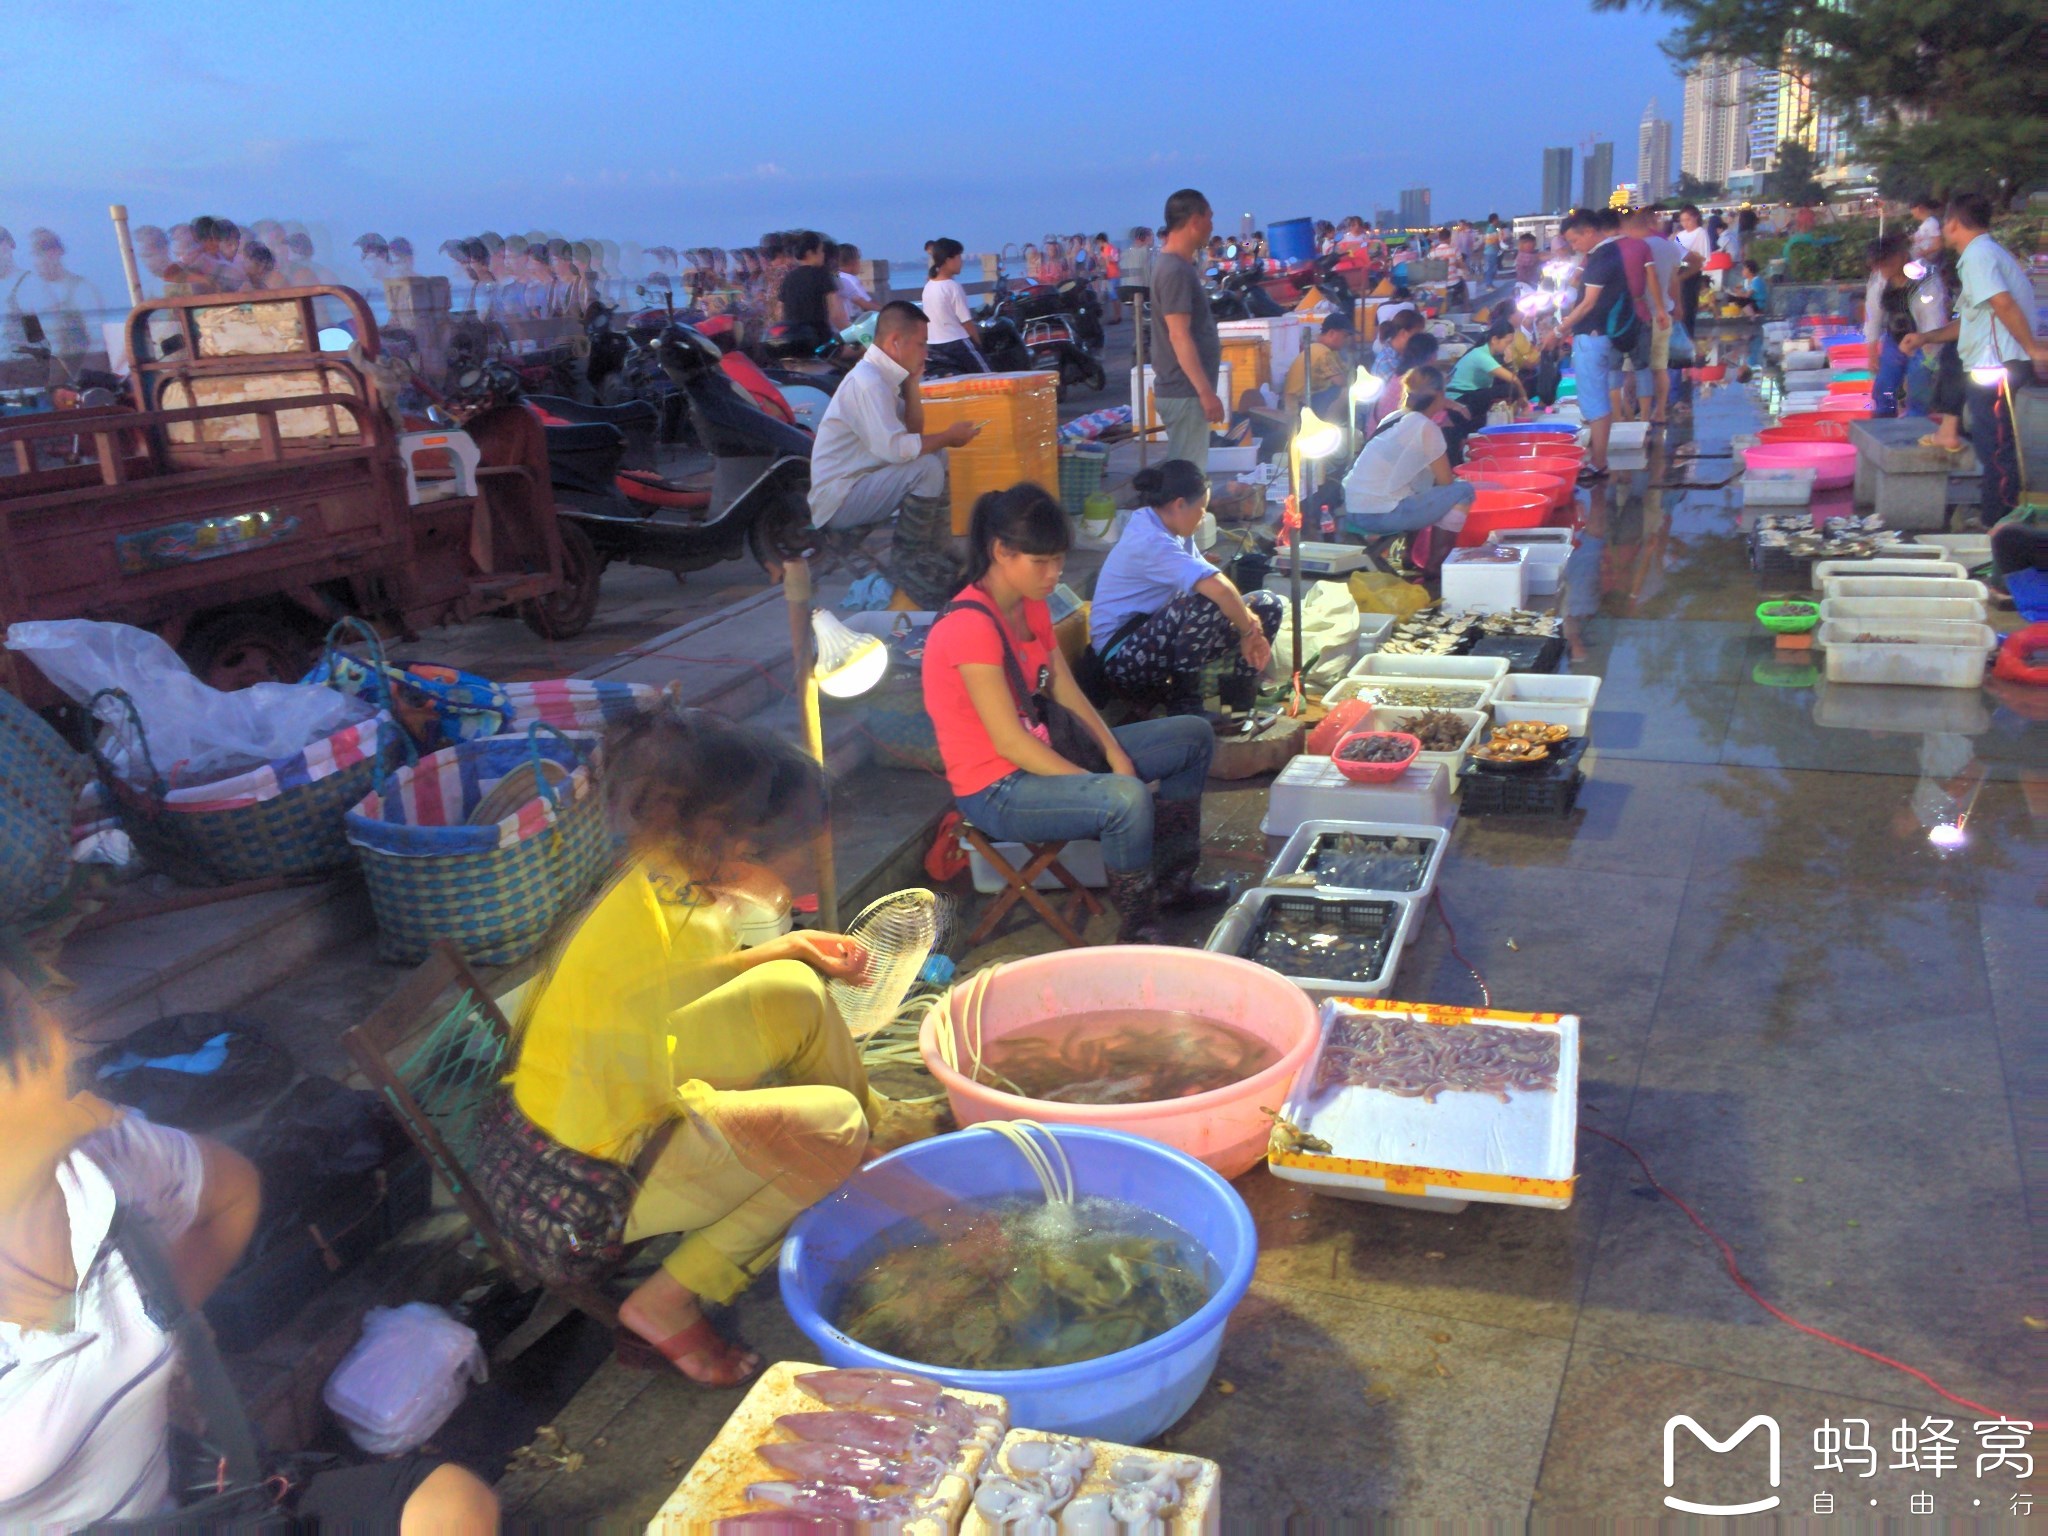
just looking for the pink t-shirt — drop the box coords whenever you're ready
[922,592,1056,797]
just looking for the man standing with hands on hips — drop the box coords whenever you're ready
[1148,189,1226,471]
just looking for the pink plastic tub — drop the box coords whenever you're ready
[918,946,1321,1178]
[1745,440,1857,489]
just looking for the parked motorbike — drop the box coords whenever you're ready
[1207,266,1287,320]
[1001,276,1105,350]
[538,325,818,582]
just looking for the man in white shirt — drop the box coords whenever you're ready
[1908,197,1944,262]
[1672,205,1711,334]
[809,300,981,604]
[1901,193,2047,524]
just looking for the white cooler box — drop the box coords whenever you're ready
[1131,362,1234,432]
[1262,756,1455,836]
[1440,544,1528,614]
[1487,528,1572,596]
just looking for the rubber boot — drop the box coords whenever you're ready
[1163,669,1208,718]
[1153,797,1233,912]
[1104,866,1166,944]
[1217,670,1259,713]
[885,492,963,610]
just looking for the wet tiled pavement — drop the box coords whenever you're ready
[496,370,2043,1524]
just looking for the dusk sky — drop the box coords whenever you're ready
[11,0,1681,291]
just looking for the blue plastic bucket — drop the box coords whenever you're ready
[1267,217,1316,267]
[779,1126,1257,1445]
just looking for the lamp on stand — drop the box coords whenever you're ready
[1285,406,1345,712]
[1348,365,1386,460]
[783,558,890,932]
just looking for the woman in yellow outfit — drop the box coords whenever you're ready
[488,709,932,1387]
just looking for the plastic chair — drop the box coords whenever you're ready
[960,826,1103,948]
[397,428,482,505]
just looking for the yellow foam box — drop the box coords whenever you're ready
[921,371,1059,535]
[646,1361,1010,1534]
[1219,334,1270,396]
[959,1430,1222,1536]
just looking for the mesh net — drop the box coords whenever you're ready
[830,888,942,1040]
[390,988,510,1187]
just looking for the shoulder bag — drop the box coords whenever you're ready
[940,597,1113,775]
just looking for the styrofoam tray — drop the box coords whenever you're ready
[960,1432,1221,1536]
[1324,674,1496,712]
[1490,672,1601,734]
[1817,596,1988,627]
[1821,575,1990,603]
[1365,704,1487,781]
[1812,557,1965,589]
[1743,466,1816,506]
[1348,652,1509,685]
[1262,818,1448,901]
[1262,755,1455,836]
[1268,999,1580,1213]
[1815,619,1995,689]
[1204,888,1414,1002]
[967,836,1108,892]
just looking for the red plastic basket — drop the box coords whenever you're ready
[1331,730,1421,783]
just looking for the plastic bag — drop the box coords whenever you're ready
[1347,570,1432,621]
[323,1303,486,1455]
[1270,579,1362,690]
[6,620,371,787]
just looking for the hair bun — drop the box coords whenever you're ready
[1130,466,1164,494]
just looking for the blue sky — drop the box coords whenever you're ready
[9,0,1681,291]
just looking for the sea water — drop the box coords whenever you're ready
[974,1010,1280,1106]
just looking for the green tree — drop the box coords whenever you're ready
[1590,0,2048,205]
[1674,170,1724,202]
[1763,140,1826,205]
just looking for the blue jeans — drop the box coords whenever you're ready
[1872,333,1910,417]
[954,716,1213,873]
[1341,479,1474,539]
[1572,333,1618,422]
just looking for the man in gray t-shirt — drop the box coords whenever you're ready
[1146,188,1224,469]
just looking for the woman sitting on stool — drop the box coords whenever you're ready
[1340,365,1476,569]
[1090,459,1283,714]
[922,484,1232,942]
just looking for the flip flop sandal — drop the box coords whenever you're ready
[616,1318,760,1386]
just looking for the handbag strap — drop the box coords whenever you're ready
[86,688,167,799]
[939,597,1040,716]
[111,1209,264,1488]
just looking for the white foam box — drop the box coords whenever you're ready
[1816,619,1996,689]
[648,1360,1008,1535]
[1348,652,1509,687]
[1490,672,1602,735]
[1742,467,1816,507]
[1487,528,1571,595]
[1439,544,1529,615]
[1204,887,1416,1001]
[1206,444,1260,474]
[1262,755,1455,836]
[1263,818,1449,902]
[1131,362,1234,432]
[967,836,1108,893]
[1268,999,1580,1213]
[1821,575,1989,603]
[1818,595,1988,627]
[960,1432,1221,1536]
[1605,420,1650,451]
[1812,557,1965,589]
[1215,314,1305,392]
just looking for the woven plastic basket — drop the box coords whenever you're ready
[1057,444,1109,517]
[0,691,89,923]
[90,688,394,887]
[346,725,611,965]
[305,618,511,748]
[499,678,664,734]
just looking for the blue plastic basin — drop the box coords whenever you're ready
[778,1125,1257,1445]
[1479,422,1577,435]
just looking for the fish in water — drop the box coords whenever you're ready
[774,1410,957,1461]
[974,1010,1278,1106]
[834,1196,1211,1372]
[753,1440,941,1492]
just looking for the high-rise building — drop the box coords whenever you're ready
[1540,147,1574,215]
[1373,208,1397,231]
[1682,55,1764,186]
[1581,143,1614,208]
[1746,70,1780,171]
[1774,50,1854,166]
[1637,101,1673,202]
[1398,187,1431,229]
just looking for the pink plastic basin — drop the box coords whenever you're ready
[1745,441,1857,488]
[918,946,1320,1178]
[1468,436,1586,463]
[1456,465,1570,509]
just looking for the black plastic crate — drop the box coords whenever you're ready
[1468,632,1565,673]
[1750,538,1816,590]
[1238,892,1401,984]
[1463,737,1587,817]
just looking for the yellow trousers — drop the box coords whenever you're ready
[621,959,875,1304]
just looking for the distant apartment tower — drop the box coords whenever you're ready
[1746,70,1781,169]
[1398,187,1431,229]
[1638,101,1673,201]
[1581,142,1614,208]
[1373,208,1397,231]
[1540,147,1574,214]
[1682,55,1763,185]
[1775,54,1854,165]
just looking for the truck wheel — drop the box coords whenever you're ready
[524,522,603,639]
[180,609,319,691]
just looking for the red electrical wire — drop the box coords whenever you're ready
[1429,891,2010,1421]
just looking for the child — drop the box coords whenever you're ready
[1730,259,1769,315]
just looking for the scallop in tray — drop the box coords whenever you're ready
[1267,999,1579,1213]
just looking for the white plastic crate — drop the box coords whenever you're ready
[1365,704,1487,782]
[1821,575,1990,603]
[1813,557,1965,589]
[1263,819,1449,902]
[1491,672,1602,735]
[966,836,1107,893]
[1349,652,1509,686]
[1204,888,1415,1002]
[1262,755,1455,836]
[1268,1000,1580,1213]
[1487,529,1571,595]
[1439,545,1528,615]
[1815,619,1995,689]
[1323,673,1496,713]
[1818,595,1988,627]
[1743,466,1816,507]
[1915,533,1992,568]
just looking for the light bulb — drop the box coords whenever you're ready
[1928,823,1966,850]
[811,610,889,699]
[1349,367,1386,404]
[1296,407,1343,460]
[1970,364,2007,386]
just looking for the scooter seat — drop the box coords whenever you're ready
[541,420,626,455]
[529,394,659,431]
